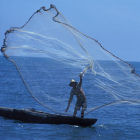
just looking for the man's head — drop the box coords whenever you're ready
[69,79,78,87]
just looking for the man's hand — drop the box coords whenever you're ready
[79,72,83,78]
[65,105,69,112]
[65,107,68,112]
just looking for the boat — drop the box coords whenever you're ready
[0,107,97,127]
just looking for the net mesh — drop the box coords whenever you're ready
[1,5,140,115]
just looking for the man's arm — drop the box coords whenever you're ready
[65,91,73,112]
[78,72,83,87]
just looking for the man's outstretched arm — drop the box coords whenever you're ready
[65,91,73,112]
[78,72,83,87]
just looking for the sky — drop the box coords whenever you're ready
[0,0,140,61]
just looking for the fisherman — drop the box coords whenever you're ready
[65,73,87,118]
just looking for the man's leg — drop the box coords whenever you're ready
[73,106,78,117]
[81,108,84,118]
[81,102,87,118]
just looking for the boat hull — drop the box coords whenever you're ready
[0,107,97,127]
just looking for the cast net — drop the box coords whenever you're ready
[2,5,140,115]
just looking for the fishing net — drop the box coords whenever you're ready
[1,5,140,115]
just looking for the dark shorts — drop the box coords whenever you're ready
[75,100,87,111]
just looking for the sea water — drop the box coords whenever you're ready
[0,56,140,140]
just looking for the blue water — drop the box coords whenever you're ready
[0,56,140,140]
